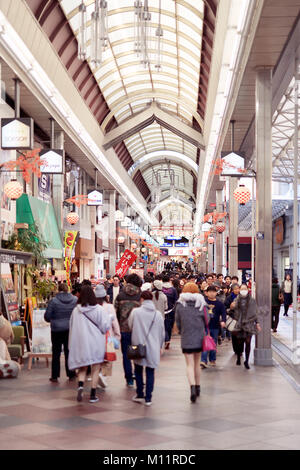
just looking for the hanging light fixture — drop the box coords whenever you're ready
[3,180,23,200]
[208,236,214,244]
[216,221,226,233]
[234,184,251,205]
[118,236,125,244]
[134,0,152,68]
[77,1,108,66]
[67,212,79,225]
[155,0,163,71]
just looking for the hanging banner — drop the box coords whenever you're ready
[64,230,78,289]
[115,249,137,278]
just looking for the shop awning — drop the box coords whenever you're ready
[16,194,63,259]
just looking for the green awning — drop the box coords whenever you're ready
[16,194,63,259]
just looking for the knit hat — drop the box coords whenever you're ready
[94,284,107,298]
[182,282,199,294]
[153,280,163,291]
[141,282,152,292]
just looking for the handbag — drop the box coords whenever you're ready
[105,332,117,362]
[225,315,237,332]
[127,312,156,360]
[202,307,216,352]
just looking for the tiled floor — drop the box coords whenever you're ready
[0,335,300,450]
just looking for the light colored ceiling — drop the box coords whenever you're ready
[59,0,205,223]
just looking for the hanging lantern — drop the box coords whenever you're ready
[66,212,79,225]
[3,180,23,200]
[216,222,226,233]
[118,236,125,244]
[208,236,214,244]
[131,243,137,250]
[141,247,147,253]
[233,184,251,205]
[202,246,207,252]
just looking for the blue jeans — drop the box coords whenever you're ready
[121,332,133,382]
[201,328,219,363]
[134,363,155,402]
[165,311,175,342]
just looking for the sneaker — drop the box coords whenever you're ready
[145,401,152,406]
[87,377,92,382]
[127,380,134,388]
[77,386,84,402]
[209,361,216,367]
[200,361,209,369]
[89,396,99,403]
[49,378,59,383]
[99,372,108,388]
[132,395,145,403]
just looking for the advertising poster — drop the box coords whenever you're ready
[31,308,52,354]
[0,262,19,322]
[115,250,137,278]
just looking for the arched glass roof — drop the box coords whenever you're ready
[59,0,205,221]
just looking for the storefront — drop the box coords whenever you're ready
[75,237,94,281]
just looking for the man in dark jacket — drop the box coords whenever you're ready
[44,283,77,382]
[115,273,142,387]
[162,274,179,349]
[107,275,122,304]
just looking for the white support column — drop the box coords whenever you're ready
[52,131,64,237]
[254,67,273,366]
[292,58,300,365]
[228,177,238,275]
[208,243,214,273]
[108,190,116,276]
[216,189,223,274]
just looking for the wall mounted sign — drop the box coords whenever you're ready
[256,232,264,240]
[1,118,34,150]
[38,174,51,202]
[274,217,284,245]
[40,149,64,174]
[87,190,103,206]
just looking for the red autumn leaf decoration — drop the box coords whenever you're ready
[65,195,94,207]
[0,148,43,183]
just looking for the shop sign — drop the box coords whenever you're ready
[38,174,51,202]
[40,149,64,174]
[0,249,32,265]
[168,247,189,256]
[87,190,103,206]
[31,309,52,354]
[221,152,244,176]
[121,216,131,227]
[275,217,284,245]
[75,238,94,259]
[1,118,34,149]
[115,249,137,278]
[0,263,19,322]
[115,210,124,221]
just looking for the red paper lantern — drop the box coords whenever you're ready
[67,212,79,225]
[3,180,23,200]
[216,222,225,233]
[233,185,251,205]
[208,236,214,244]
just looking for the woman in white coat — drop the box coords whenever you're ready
[128,290,165,406]
[68,285,111,403]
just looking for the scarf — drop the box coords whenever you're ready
[177,293,207,311]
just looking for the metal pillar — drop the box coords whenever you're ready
[108,190,116,276]
[52,128,64,236]
[228,177,238,275]
[208,243,213,273]
[254,67,273,366]
[292,58,300,364]
[216,190,223,273]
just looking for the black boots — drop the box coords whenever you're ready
[244,361,250,370]
[190,385,201,402]
[236,355,241,366]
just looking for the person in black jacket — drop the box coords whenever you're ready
[44,283,78,382]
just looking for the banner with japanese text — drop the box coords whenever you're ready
[64,230,78,289]
[115,250,137,278]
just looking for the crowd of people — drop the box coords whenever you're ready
[39,266,276,405]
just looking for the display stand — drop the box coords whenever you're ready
[27,308,52,370]
[27,353,51,370]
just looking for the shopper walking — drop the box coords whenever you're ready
[128,291,165,406]
[95,284,121,387]
[152,280,168,319]
[231,284,261,369]
[282,274,293,316]
[272,278,282,333]
[44,283,77,383]
[68,285,112,403]
[224,283,240,354]
[162,274,179,349]
[115,273,142,387]
[175,282,206,403]
[107,275,122,304]
[200,286,226,368]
